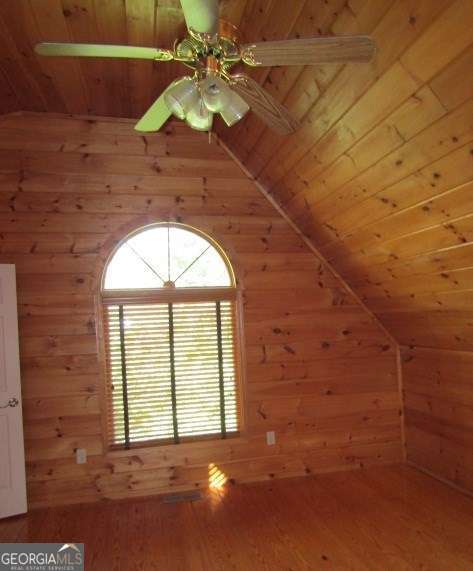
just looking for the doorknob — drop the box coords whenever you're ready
[0,397,19,408]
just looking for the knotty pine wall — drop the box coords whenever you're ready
[401,347,473,494]
[0,113,401,508]
[217,0,473,495]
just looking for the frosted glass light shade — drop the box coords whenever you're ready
[200,74,232,112]
[164,77,199,120]
[185,99,214,131]
[220,90,250,127]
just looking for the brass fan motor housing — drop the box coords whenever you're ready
[218,20,240,44]
[174,19,241,73]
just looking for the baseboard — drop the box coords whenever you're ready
[27,459,402,511]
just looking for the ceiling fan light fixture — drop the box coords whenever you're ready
[164,76,199,120]
[34,4,376,136]
[200,74,232,112]
[219,90,250,127]
[185,99,214,131]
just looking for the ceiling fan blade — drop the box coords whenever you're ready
[230,74,300,135]
[135,93,172,132]
[35,42,173,61]
[180,0,219,35]
[241,35,376,66]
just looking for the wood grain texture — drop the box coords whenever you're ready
[241,36,376,66]
[231,74,300,135]
[1,465,473,569]
[402,346,473,493]
[0,113,400,508]
[1,0,471,499]
[215,0,473,496]
[0,0,248,119]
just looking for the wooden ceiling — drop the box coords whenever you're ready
[0,0,472,352]
[0,0,246,117]
[222,0,473,353]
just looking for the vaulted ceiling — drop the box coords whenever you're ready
[1,0,472,352]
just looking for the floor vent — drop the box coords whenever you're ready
[162,490,203,503]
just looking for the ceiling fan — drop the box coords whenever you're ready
[35,0,376,135]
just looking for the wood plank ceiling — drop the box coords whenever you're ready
[0,0,472,353]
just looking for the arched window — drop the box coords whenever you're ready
[101,223,240,449]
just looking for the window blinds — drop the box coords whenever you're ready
[104,300,239,448]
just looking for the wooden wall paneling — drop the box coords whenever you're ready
[0,189,275,218]
[0,113,401,507]
[219,0,473,498]
[0,231,107,255]
[0,70,19,113]
[0,0,470,500]
[0,114,230,160]
[218,132,407,461]
[402,346,473,492]
[217,134,400,346]
[0,149,244,180]
[18,293,95,316]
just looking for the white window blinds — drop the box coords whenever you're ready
[104,300,239,448]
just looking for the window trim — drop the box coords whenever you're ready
[101,221,237,292]
[95,220,247,455]
[102,286,236,305]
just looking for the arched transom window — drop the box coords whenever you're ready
[102,223,240,449]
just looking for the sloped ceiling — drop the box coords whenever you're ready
[0,0,472,351]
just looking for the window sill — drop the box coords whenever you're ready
[104,431,243,459]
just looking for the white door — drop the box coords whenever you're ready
[0,264,27,518]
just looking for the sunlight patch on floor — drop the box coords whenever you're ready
[208,463,228,489]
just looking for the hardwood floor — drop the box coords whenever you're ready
[1,465,473,570]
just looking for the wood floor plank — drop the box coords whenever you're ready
[2,465,473,570]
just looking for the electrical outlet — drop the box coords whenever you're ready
[266,431,276,446]
[76,448,87,464]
